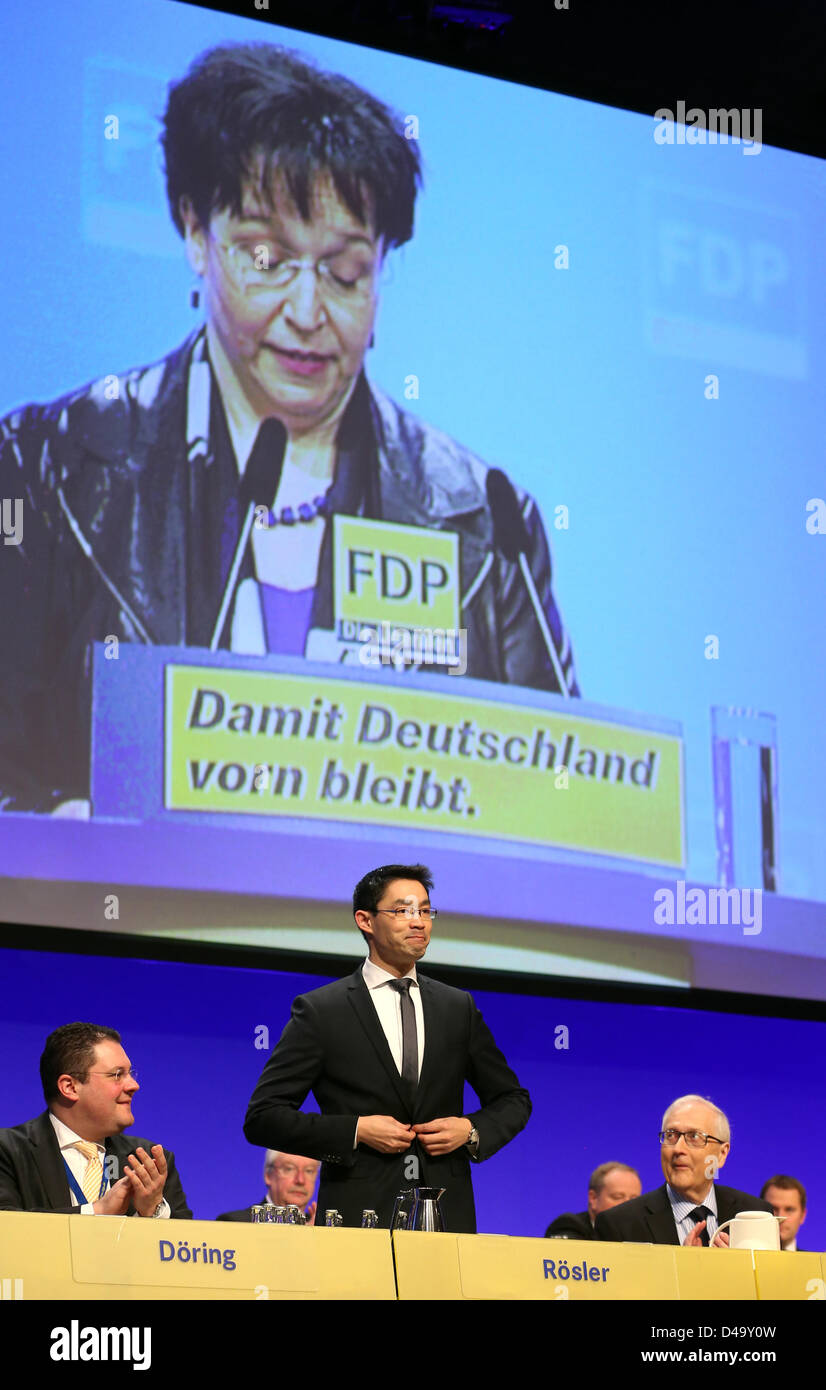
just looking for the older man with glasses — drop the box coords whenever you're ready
[216,1149,320,1224]
[594,1094,772,1246]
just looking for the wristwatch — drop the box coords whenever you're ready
[465,1125,479,1152]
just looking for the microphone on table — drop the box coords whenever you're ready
[210,417,287,651]
[485,467,570,696]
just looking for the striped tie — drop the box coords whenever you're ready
[73,1140,103,1203]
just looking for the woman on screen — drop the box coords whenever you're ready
[0,42,578,813]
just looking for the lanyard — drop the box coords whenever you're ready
[62,1155,107,1205]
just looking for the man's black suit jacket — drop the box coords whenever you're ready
[216,1198,269,1223]
[594,1183,773,1244]
[244,966,531,1232]
[0,1112,192,1218]
[544,1209,594,1240]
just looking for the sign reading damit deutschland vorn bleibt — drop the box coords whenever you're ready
[164,666,685,867]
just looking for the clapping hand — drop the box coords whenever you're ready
[124,1145,168,1217]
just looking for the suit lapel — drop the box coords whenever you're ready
[645,1184,681,1245]
[714,1187,741,1224]
[30,1112,72,1209]
[346,970,411,1113]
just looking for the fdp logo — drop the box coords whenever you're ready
[333,516,460,638]
[641,182,805,379]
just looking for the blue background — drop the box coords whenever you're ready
[0,0,824,918]
[0,945,822,1249]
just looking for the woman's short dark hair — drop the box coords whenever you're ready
[161,42,422,248]
[40,1022,121,1103]
[353,864,434,944]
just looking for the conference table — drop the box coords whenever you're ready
[1,1213,824,1300]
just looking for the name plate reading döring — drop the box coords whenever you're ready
[69,1217,321,1292]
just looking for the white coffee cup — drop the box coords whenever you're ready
[713,1210,781,1250]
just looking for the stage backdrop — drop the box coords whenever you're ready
[0,944,822,1249]
[1,0,825,1002]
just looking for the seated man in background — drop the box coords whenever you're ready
[0,1022,191,1217]
[761,1174,807,1251]
[594,1094,772,1246]
[545,1161,641,1239]
[216,1149,320,1223]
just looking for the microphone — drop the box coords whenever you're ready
[485,467,570,696]
[210,418,288,651]
[486,466,530,563]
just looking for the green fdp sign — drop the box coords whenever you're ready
[333,515,460,636]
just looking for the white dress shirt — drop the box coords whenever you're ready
[49,1112,170,1218]
[362,957,426,1078]
[49,1113,103,1215]
[667,1182,719,1244]
[353,958,425,1148]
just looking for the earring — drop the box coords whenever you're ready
[190,283,201,310]
[369,331,375,349]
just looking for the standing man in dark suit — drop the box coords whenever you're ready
[244,863,531,1231]
[0,1022,191,1218]
[594,1094,772,1246]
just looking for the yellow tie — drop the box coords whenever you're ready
[73,1140,103,1203]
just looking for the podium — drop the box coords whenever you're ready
[390,1232,823,1301]
[0,1212,395,1301]
[2,1213,823,1300]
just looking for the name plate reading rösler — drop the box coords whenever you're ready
[457,1237,681,1300]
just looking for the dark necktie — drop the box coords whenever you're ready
[389,978,418,1097]
[687,1205,711,1245]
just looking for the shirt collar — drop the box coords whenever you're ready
[667,1182,718,1221]
[48,1112,105,1155]
[362,957,419,991]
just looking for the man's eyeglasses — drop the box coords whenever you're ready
[212,237,378,304]
[659,1128,724,1148]
[374,907,437,921]
[80,1069,138,1084]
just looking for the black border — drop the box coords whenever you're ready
[1,922,824,1023]
[174,0,826,160]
